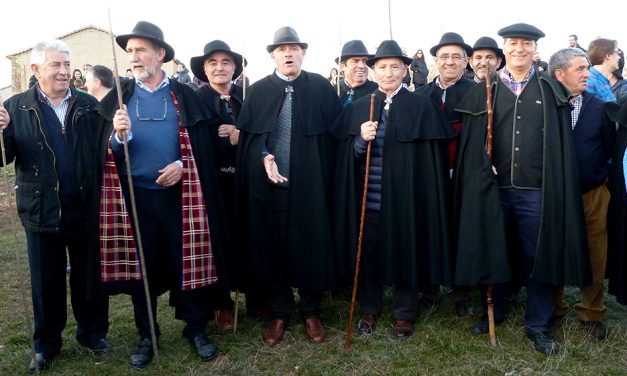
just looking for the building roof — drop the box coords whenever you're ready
[6,25,115,58]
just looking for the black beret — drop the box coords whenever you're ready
[497,23,545,41]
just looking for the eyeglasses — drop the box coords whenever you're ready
[437,54,464,62]
[135,97,167,121]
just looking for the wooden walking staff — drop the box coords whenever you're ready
[0,99,39,373]
[484,65,497,347]
[108,9,162,370]
[232,48,247,335]
[346,93,376,350]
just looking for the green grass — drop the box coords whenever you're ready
[1,225,627,375]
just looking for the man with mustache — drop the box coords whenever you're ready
[468,37,504,84]
[79,21,227,368]
[336,40,377,107]
[236,26,342,346]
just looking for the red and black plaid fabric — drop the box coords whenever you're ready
[100,136,141,282]
[99,91,217,290]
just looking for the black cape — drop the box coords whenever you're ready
[78,78,228,297]
[195,84,245,291]
[339,79,378,104]
[607,101,627,304]
[453,72,591,286]
[236,71,342,291]
[331,88,455,287]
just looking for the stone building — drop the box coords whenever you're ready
[1,25,176,99]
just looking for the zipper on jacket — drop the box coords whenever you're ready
[23,107,62,221]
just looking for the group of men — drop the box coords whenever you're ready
[1,19,626,373]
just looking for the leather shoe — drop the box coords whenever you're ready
[84,338,113,354]
[215,309,235,331]
[304,317,326,343]
[581,320,607,340]
[263,319,286,346]
[190,333,218,361]
[393,319,414,339]
[471,319,504,335]
[29,351,58,374]
[356,314,377,335]
[525,329,559,355]
[129,338,154,369]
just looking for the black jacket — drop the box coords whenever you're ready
[2,85,97,232]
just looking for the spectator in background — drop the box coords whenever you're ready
[587,38,619,102]
[72,68,84,83]
[532,52,548,72]
[610,46,626,104]
[569,34,587,53]
[409,49,429,87]
[85,65,113,101]
[125,68,133,79]
[328,67,339,86]
[171,62,191,84]
[83,63,93,73]
[73,78,87,93]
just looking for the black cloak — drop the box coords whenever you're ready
[339,79,378,104]
[331,88,455,287]
[78,78,228,297]
[236,71,342,291]
[453,73,591,287]
[607,101,627,304]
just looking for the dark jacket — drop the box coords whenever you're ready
[2,85,97,232]
[410,59,429,86]
[453,72,591,287]
[78,77,227,294]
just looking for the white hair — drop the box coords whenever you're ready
[30,40,72,65]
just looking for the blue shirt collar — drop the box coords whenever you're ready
[136,70,170,93]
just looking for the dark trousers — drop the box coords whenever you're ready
[358,211,418,320]
[500,188,555,332]
[25,217,109,354]
[127,185,211,340]
[264,187,322,322]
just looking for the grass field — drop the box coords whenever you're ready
[1,190,627,375]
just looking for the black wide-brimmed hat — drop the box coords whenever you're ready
[336,40,374,64]
[266,26,308,53]
[365,40,412,68]
[429,32,473,57]
[498,23,545,41]
[467,36,506,71]
[116,21,175,63]
[190,40,247,83]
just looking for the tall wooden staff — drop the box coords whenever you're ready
[108,9,162,370]
[484,65,497,347]
[0,99,38,373]
[346,93,376,350]
[232,49,247,335]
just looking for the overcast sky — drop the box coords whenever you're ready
[2,0,625,90]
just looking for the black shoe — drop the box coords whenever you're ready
[581,321,607,340]
[129,338,154,369]
[83,338,113,355]
[189,333,218,361]
[29,351,58,374]
[470,319,503,335]
[525,329,559,355]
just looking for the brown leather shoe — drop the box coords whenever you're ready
[393,319,414,339]
[215,309,235,331]
[263,319,286,346]
[356,314,377,335]
[304,317,326,343]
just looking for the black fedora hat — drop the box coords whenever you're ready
[116,21,175,63]
[336,40,374,64]
[429,32,473,57]
[190,40,247,83]
[365,40,412,68]
[266,26,308,53]
[497,23,545,41]
[468,36,506,71]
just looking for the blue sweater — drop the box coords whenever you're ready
[113,85,180,189]
[354,108,387,211]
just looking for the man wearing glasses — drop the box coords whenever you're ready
[79,21,227,369]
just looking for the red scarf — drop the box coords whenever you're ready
[99,92,217,290]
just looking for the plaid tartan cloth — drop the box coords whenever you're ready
[99,92,217,290]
